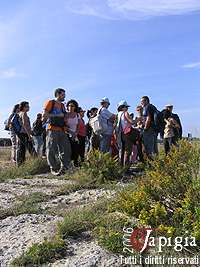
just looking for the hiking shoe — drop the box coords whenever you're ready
[59,168,69,176]
[50,169,60,176]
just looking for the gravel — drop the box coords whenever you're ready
[50,238,124,267]
[0,214,62,267]
[41,189,116,210]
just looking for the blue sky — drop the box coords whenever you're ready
[0,0,200,137]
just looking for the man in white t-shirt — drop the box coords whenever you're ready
[98,97,116,153]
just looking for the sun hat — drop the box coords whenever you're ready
[117,100,130,108]
[101,97,110,104]
[165,104,173,108]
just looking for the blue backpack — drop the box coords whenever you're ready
[11,114,22,134]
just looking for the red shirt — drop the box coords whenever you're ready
[78,118,86,137]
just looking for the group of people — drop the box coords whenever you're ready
[5,88,182,175]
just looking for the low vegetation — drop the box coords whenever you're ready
[0,147,11,162]
[9,141,200,265]
[70,150,125,185]
[0,192,49,220]
[107,140,200,253]
[0,158,49,181]
[11,237,67,267]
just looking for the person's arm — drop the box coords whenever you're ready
[108,114,116,122]
[144,106,153,130]
[174,115,182,138]
[42,101,52,123]
[32,121,36,133]
[7,113,14,128]
[75,116,81,137]
[42,110,64,122]
[145,114,152,129]
[42,101,64,124]
[21,113,31,138]
[171,118,180,128]
[124,112,134,124]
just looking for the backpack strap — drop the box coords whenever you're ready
[97,107,103,115]
[50,100,55,114]
[50,100,65,114]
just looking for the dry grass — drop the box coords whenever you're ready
[0,146,11,161]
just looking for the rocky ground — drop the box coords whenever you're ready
[0,160,142,267]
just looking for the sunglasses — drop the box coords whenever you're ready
[68,104,75,107]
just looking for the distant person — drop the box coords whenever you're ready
[42,123,47,157]
[42,88,71,175]
[165,104,182,140]
[77,107,87,163]
[134,105,145,162]
[66,99,80,167]
[135,105,145,130]
[129,113,138,163]
[6,104,20,163]
[98,97,116,153]
[116,100,140,166]
[87,107,100,151]
[16,101,36,166]
[140,96,158,159]
[163,110,180,154]
[32,113,45,157]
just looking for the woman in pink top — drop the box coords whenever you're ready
[66,99,80,167]
[77,107,86,163]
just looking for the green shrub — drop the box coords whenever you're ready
[0,158,49,181]
[94,212,131,254]
[71,150,124,185]
[11,237,67,266]
[139,202,167,226]
[109,140,200,239]
[109,186,151,217]
[58,208,97,238]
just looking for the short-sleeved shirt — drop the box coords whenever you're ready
[66,113,80,134]
[99,107,114,135]
[143,104,156,128]
[44,100,66,132]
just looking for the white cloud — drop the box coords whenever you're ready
[65,0,200,20]
[182,61,200,69]
[65,0,118,20]
[0,68,25,79]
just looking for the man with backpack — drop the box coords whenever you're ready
[165,104,182,141]
[141,96,159,159]
[98,97,116,153]
[42,88,71,175]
